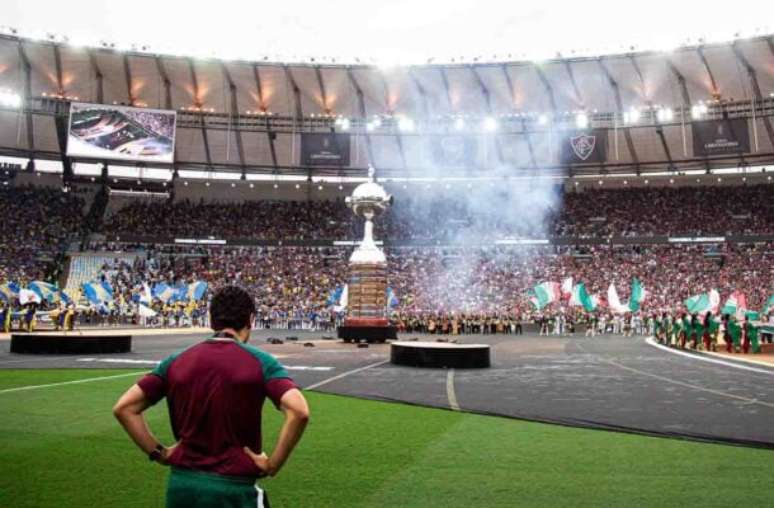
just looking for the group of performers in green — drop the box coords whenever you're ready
[653,311,762,354]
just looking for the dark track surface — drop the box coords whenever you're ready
[2,330,773,447]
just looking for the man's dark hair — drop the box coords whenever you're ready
[209,286,256,331]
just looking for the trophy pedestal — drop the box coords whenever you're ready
[338,262,397,343]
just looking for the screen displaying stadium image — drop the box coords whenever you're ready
[67,103,176,163]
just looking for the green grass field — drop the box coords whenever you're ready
[0,369,772,507]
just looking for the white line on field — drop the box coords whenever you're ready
[305,360,388,391]
[578,341,774,409]
[645,337,774,377]
[446,369,460,411]
[0,371,147,395]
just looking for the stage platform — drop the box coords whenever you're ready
[391,341,491,368]
[10,332,132,355]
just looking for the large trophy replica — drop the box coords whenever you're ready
[338,166,398,343]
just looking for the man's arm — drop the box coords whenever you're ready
[113,384,175,462]
[244,388,309,476]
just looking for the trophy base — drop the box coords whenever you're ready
[338,320,397,343]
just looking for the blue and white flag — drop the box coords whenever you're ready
[153,283,178,303]
[83,281,114,304]
[29,281,61,303]
[386,287,399,308]
[187,281,208,301]
[333,285,348,312]
[327,286,344,307]
[0,282,20,302]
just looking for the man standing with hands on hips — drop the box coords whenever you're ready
[113,285,310,507]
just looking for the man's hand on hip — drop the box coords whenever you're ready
[243,447,276,477]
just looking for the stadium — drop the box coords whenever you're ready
[0,1,773,506]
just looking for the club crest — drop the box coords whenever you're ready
[570,134,596,161]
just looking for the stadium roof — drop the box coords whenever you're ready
[1,0,772,66]
[0,2,772,180]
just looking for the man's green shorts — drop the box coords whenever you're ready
[166,467,269,508]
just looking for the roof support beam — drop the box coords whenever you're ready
[153,56,172,109]
[187,58,212,168]
[501,64,537,168]
[346,67,376,168]
[52,44,65,96]
[533,64,558,115]
[87,50,104,104]
[406,69,430,118]
[314,66,330,113]
[252,65,278,173]
[563,61,584,108]
[696,46,720,97]
[598,57,640,172]
[631,54,673,167]
[283,65,303,119]
[438,67,453,112]
[731,42,774,150]
[219,62,247,171]
[471,66,504,165]
[122,54,135,105]
[667,60,692,107]
[17,41,35,153]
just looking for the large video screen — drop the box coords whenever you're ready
[67,103,176,163]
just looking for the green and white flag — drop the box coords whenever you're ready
[569,283,598,312]
[607,283,630,314]
[720,291,746,319]
[762,294,774,315]
[628,278,646,312]
[530,282,560,310]
[684,289,720,314]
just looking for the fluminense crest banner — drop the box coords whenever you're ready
[560,129,607,164]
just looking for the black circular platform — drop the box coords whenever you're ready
[10,333,132,355]
[391,341,491,369]
[338,325,398,343]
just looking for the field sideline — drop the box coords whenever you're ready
[0,369,772,507]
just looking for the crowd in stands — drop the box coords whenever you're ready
[1,182,772,334]
[67,243,774,332]
[0,186,85,284]
[100,184,774,240]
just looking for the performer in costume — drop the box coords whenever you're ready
[746,319,760,354]
[706,312,720,352]
[742,316,751,354]
[680,314,691,349]
[728,316,742,353]
[65,304,76,331]
[701,312,712,351]
[24,303,37,332]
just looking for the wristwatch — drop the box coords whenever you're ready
[148,444,164,462]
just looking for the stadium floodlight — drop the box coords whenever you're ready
[656,107,674,123]
[0,89,22,109]
[576,112,589,129]
[691,103,708,119]
[482,117,498,132]
[623,108,640,125]
[537,114,550,126]
[397,116,415,132]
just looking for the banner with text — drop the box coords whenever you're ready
[559,130,607,164]
[692,118,750,156]
[301,133,351,166]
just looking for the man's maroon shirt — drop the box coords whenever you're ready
[137,337,297,478]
